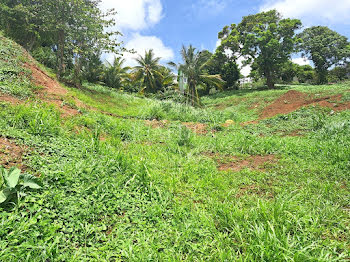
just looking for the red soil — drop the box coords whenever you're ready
[242,90,350,126]
[27,63,67,97]
[261,90,350,119]
[0,93,21,104]
[23,62,81,117]
[236,184,274,199]
[0,137,28,170]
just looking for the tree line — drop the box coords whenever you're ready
[1,2,350,105]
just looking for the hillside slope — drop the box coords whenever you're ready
[0,36,349,261]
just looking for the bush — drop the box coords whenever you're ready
[31,47,57,69]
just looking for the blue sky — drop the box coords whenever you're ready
[101,0,350,72]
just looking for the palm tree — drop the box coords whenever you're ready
[169,45,225,106]
[103,57,131,89]
[132,49,163,94]
[157,66,176,90]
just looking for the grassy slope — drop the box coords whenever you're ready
[0,36,349,261]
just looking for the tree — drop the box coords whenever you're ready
[170,45,225,106]
[103,57,130,89]
[218,10,302,88]
[277,61,297,83]
[298,26,350,84]
[329,65,350,82]
[0,0,122,85]
[132,50,163,94]
[69,0,122,87]
[296,65,315,83]
[0,0,45,50]
[206,50,240,90]
[156,66,176,90]
[83,51,104,83]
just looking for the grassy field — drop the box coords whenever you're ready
[0,36,349,261]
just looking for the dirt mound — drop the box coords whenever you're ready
[261,90,350,119]
[0,137,28,170]
[261,90,310,119]
[206,152,277,172]
[182,122,208,135]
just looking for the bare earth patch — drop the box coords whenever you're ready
[0,93,21,104]
[144,119,170,129]
[261,90,350,119]
[24,62,82,117]
[205,152,278,172]
[144,120,210,135]
[182,122,208,135]
[0,137,28,170]
[242,90,350,125]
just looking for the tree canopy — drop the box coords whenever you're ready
[0,0,122,86]
[170,45,225,105]
[218,10,302,88]
[298,26,350,84]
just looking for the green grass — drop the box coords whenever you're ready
[202,83,350,122]
[0,35,349,261]
[71,83,236,123]
[0,88,349,260]
[0,33,35,98]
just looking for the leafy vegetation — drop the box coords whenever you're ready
[0,167,41,205]
[169,45,224,105]
[0,33,34,98]
[0,3,349,261]
[299,26,350,84]
[218,10,302,88]
[0,65,349,260]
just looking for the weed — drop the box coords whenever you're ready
[0,167,41,205]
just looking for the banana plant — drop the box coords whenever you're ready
[0,167,42,205]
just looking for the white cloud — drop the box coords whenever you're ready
[99,1,173,67]
[214,39,221,50]
[292,57,311,66]
[261,0,350,24]
[116,33,174,67]
[100,0,163,31]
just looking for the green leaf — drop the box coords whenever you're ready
[0,191,7,204]
[21,174,42,189]
[0,188,13,204]
[4,167,21,188]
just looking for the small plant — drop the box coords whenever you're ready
[177,126,193,147]
[91,127,101,152]
[0,167,41,205]
[311,111,327,130]
[145,105,165,120]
